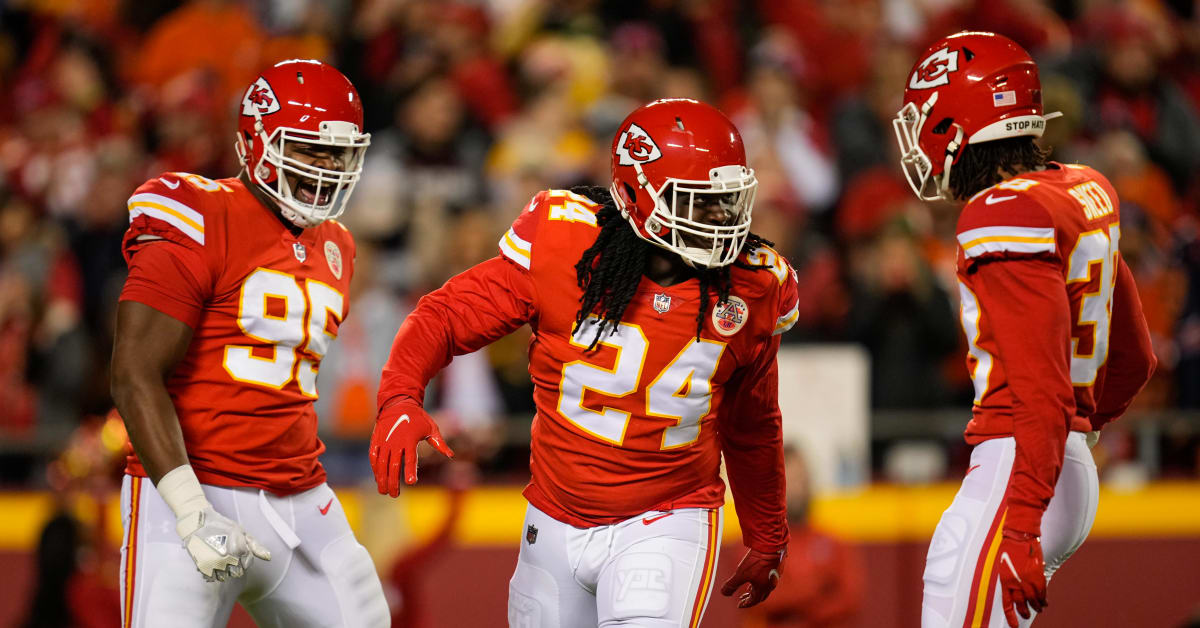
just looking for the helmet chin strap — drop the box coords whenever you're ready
[937,124,966,200]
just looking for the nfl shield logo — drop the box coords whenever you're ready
[526,524,538,545]
[292,242,307,262]
[653,293,671,313]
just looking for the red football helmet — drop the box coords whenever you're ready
[235,59,370,227]
[609,99,757,268]
[893,32,1060,200]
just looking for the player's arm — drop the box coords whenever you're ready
[111,300,193,483]
[971,256,1075,625]
[974,256,1075,533]
[1090,256,1156,430]
[716,334,788,609]
[371,255,536,494]
[111,233,269,582]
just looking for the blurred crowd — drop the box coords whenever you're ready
[1,0,1200,488]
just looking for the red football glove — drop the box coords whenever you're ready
[997,529,1047,627]
[369,401,454,496]
[720,548,785,608]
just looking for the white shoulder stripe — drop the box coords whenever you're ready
[127,193,206,245]
[498,228,531,270]
[129,193,204,226]
[957,225,1054,259]
[774,302,799,336]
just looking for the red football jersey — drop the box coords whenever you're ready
[379,189,799,551]
[119,173,356,495]
[953,162,1153,533]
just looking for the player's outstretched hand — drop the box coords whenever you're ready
[997,529,1047,627]
[720,548,786,608]
[176,506,271,582]
[369,401,454,496]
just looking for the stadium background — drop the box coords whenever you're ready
[1,0,1199,626]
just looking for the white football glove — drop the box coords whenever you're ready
[176,506,272,582]
[157,465,271,582]
[1086,430,1101,450]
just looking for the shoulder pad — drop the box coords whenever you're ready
[958,180,1056,260]
[498,189,604,270]
[740,244,800,336]
[126,173,218,246]
[741,243,794,287]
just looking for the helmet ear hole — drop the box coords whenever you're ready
[931,118,954,135]
[622,182,638,205]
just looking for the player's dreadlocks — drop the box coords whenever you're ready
[948,136,1051,201]
[570,185,772,350]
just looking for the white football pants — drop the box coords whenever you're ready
[508,503,723,628]
[119,475,389,628]
[921,431,1099,627]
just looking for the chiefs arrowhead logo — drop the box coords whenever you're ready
[241,77,281,116]
[615,123,662,166]
[909,47,959,90]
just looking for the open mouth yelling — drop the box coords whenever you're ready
[294,178,332,207]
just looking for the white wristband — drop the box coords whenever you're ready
[156,464,212,520]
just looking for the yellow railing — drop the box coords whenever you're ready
[3,482,1199,553]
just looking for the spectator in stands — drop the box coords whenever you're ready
[844,201,960,409]
[21,512,119,628]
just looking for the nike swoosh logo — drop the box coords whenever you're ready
[319,498,333,515]
[159,176,180,189]
[642,512,673,525]
[999,551,1022,582]
[385,414,411,441]
[966,464,981,476]
[985,194,1017,205]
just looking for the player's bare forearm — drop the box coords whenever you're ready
[110,300,195,484]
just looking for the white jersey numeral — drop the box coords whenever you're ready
[557,318,726,449]
[957,281,993,405]
[223,268,344,396]
[1066,225,1119,385]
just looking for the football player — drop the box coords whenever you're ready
[894,32,1157,627]
[110,60,389,627]
[369,99,799,627]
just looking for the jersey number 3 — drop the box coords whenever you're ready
[1067,224,1120,385]
[223,268,344,397]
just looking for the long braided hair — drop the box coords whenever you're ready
[570,185,772,350]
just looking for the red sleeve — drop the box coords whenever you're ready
[118,240,215,328]
[496,191,545,271]
[377,256,536,409]
[973,257,1075,536]
[773,254,800,336]
[1091,256,1156,429]
[717,335,788,553]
